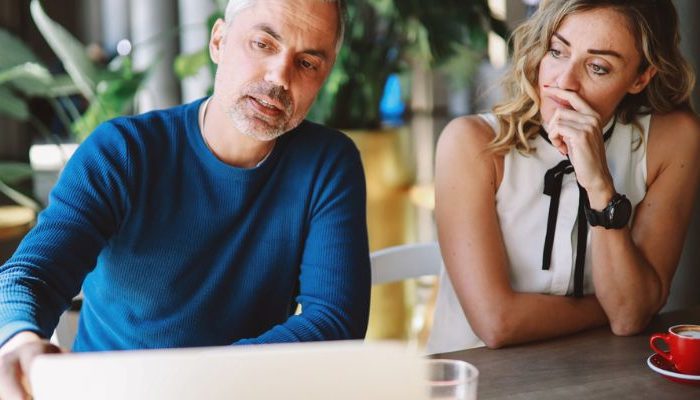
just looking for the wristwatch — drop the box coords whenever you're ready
[584,193,632,229]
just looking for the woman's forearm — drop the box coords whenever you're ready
[467,292,608,348]
[590,228,665,335]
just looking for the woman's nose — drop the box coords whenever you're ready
[555,62,581,92]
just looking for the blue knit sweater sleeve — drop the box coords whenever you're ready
[237,137,371,344]
[0,122,131,346]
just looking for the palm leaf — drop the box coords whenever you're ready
[0,162,33,186]
[45,74,82,97]
[0,62,54,96]
[0,85,30,120]
[0,28,40,69]
[307,0,506,129]
[0,179,41,212]
[72,70,147,141]
[30,0,98,100]
[0,162,40,211]
[174,49,210,79]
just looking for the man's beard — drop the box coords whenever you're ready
[226,82,302,141]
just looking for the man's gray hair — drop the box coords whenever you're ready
[224,0,346,53]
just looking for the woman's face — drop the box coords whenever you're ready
[537,7,654,126]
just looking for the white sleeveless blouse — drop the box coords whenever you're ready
[426,113,650,354]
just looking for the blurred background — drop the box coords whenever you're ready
[1,0,699,347]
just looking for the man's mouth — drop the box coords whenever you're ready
[253,96,282,110]
[247,96,285,117]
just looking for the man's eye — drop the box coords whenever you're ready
[300,59,317,70]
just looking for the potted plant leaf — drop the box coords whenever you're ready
[0,27,80,211]
[306,0,507,193]
[303,0,507,213]
[306,0,507,130]
[0,0,149,207]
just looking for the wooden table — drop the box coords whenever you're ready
[434,306,700,399]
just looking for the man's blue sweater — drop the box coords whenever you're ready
[0,99,371,351]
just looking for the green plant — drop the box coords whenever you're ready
[173,1,226,92]
[0,0,150,208]
[29,0,148,142]
[0,26,79,210]
[306,0,508,130]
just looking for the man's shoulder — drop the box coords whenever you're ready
[89,101,198,148]
[108,101,195,133]
[289,120,358,154]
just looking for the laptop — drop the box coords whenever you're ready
[30,340,428,399]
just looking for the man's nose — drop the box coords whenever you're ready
[264,54,293,91]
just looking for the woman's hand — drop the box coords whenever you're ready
[543,86,615,208]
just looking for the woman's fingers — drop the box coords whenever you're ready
[547,109,588,155]
[543,86,601,120]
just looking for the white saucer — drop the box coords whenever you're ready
[647,354,700,385]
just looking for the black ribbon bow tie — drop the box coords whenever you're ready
[539,120,616,297]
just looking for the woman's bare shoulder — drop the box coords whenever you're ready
[649,110,700,147]
[436,115,504,191]
[436,115,498,159]
[648,110,700,182]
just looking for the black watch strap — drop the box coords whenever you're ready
[584,193,632,229]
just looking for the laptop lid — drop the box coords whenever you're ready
[30,340,428,399]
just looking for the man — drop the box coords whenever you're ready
[0,0,369,397]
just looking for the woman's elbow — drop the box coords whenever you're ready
[481,333,509,349]
[473,314,514,349]
[609,310,654,336]
[610,319,646,336]
[608,285,666,336]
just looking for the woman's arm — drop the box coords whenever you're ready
[436,116,608,349]
[544,85,700,335]
[589,110,700,335]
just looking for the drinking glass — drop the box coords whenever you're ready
[427,359,479,400]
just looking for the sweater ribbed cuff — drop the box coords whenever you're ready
[0,320,43,349]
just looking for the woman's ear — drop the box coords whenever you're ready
[209,19,227,65]
[628,65,657,95]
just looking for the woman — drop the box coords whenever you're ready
[427,0,700,354]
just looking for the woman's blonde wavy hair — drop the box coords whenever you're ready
[489,0,695,155]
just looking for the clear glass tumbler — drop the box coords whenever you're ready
[427,359,479,400]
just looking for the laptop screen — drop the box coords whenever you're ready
[31,340,428,399]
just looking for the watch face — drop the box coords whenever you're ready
[605,208,614,223]
[605,195,632,228]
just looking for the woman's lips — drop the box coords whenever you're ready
[549,95,573,110]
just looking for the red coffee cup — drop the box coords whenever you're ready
[650,324,700,375]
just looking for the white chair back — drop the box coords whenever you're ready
[370,242,442,285]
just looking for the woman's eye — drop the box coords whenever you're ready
[590,63,609,75]
[253,41,268,49]
[548,48,562,58]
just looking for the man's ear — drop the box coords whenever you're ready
[209,19,227,65]
[628,65,657,95]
